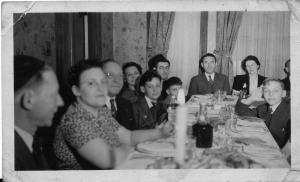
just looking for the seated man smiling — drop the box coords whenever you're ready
[235,78,290,148]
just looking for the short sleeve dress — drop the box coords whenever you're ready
[53,102,121,170]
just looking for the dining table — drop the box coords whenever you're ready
[117,95,290,169]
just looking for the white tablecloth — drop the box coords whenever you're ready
[117,95,289,169]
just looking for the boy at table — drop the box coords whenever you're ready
[235,78,290,148]
[162,76,183,109]
[132,71,167,130]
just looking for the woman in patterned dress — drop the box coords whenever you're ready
[53,60,173,170]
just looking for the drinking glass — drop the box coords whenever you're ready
[214,90,222,104]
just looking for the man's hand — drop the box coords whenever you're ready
[159,121,174,137]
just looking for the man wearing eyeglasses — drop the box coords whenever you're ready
[101,59,135,130]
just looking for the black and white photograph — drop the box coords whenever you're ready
[2,1,300,181]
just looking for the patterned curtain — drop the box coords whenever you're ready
[147,12,175,63]
[214,12,243,86]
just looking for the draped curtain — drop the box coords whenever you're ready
[214,12,243,86]
[147,12,175,62]
[231,12,290,80]
[167,12,201,92]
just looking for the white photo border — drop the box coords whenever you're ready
[2,1,300,181]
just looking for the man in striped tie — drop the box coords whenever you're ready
[102,59,135,130]
[187,53,230,99]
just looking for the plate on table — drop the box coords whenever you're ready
[136,141,175,157]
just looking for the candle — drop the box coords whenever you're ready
[175,105,188,167]
[177,88,185,105]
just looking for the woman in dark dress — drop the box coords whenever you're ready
[119,62,142,103]
[232,55,266,96]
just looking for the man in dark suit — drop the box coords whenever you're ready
[102,59,135,130]
[148,54,171,100]
[132,71,167,129]
[187,53,230,98]
[235,79,290,148]
[14,55,64,170]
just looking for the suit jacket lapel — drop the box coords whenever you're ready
[202,74,214,93]
[213,73,219,85]
[140,97,155,124]
[201,74,210,86]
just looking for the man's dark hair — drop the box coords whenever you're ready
[198,53,217,72]
[68,59,102,87]
[14,55,51,92]
[148,54,170,70]
[139,70,162,88]
[263,78,285,90]
[122,62,143,75]
[241,55,261,73]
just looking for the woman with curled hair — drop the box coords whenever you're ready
[119,62,142,103]
[53,60,173,170]
[232,55,266,96]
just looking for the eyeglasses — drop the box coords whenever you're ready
[105,72,124,80]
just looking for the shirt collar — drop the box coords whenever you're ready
[145,96,156,108]
[205,72,215,81]
[105,96,116,110]
[270,101,281,114]
[15,125,33,152]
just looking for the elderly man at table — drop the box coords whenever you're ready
[235,78,290,149]
[14,55,64,170]
[102,59,135,130]
[187,53,230,99]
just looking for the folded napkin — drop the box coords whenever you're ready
[243,144,282,159]
[237,119,265,128]
[238,116,264,123]
[234,137,276,149]
[234,125,266,133]
[136,141,175,157]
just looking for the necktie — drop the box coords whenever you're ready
[269,107,273,115]
[32,134,49,169]
[208,75,214,93]
[110,98,117,119]
[151,102,157,107]
[266,107,273,127]
[208,75,213,85]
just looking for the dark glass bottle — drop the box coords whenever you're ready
[192,103,213,148]
[239,83,247,99]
